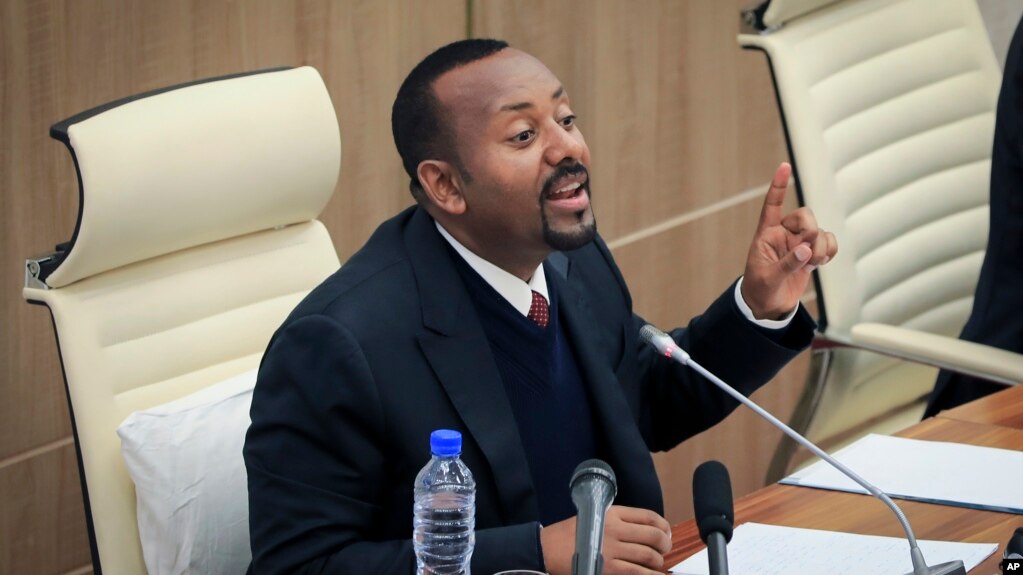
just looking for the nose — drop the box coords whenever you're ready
[543,121,586,166]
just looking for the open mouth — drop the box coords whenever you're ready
[542,176,590,214]
[546,180,586,201]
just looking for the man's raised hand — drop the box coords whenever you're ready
[741,162,838,320]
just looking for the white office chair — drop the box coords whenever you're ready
[23,67,341,573]
[737,0,1023,482]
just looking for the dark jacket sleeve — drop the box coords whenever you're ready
[633,284,816,452]
[244,314,544,574]
[586,236,815,452]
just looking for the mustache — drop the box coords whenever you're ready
[541,163,590,198]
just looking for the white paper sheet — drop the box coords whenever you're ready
[670,522,997,575]
[781,434,1023,513]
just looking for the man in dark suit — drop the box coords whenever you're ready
[925,16,1023,417]
[245,39,838,575]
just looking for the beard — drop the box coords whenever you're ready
[541,204,596,251]
[540,163,597,251]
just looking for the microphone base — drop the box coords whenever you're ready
[902,560,966,575]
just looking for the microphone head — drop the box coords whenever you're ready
[640,324,690,364]
[693,460,734,544]
[570,459,617,501]
[639,324,663,346]
[1006,526,1023,559]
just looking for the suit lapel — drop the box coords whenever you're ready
[405,208,539,524]
[547,256,663,512]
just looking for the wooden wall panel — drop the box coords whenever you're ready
[0,443,91,574]
[310,1,466,260]
[472,0,788,242]
[611,190,803,330]
[3,0,81,462]
[1,1,463,572]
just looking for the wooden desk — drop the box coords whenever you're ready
[664,417,1023,573]
[938,383,1023,430]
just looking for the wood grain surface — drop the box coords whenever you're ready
[939,383,1023,430]
[665,411,1023,574]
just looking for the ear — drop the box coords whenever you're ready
[417,160,467,216]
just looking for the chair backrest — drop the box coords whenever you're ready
[23,66,342,574]
[740,0,1001,447]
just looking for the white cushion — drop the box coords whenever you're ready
[117,368,257,575]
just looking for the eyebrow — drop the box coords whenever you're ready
[498,86,566,113]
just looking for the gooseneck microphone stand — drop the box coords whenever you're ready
[640,325,966,575]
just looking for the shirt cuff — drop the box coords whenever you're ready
[734,276,799,329]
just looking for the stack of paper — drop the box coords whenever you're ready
[670,522,997,575]
[781,434,1023,513]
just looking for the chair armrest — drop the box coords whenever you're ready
[840,323,1023,386]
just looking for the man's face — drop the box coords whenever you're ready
[432,49,595,263]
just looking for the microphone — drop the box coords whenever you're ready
[570,459,617,575]
[639,324,967,575]
[1006,527,1023,560]
[693,461,733,575]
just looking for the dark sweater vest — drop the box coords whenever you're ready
[450,253,598,525]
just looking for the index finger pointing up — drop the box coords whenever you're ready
[758,162,792,231]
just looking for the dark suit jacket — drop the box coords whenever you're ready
[926,16,1023,416]
[244,205,814,574]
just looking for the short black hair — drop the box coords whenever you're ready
[391,38,509,199]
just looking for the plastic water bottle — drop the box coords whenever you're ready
[413,429,476,575]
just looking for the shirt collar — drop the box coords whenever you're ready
[435,221,549,317]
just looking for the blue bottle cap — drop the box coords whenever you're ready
[430,429,462,456]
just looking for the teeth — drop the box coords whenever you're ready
[555,181,582,194]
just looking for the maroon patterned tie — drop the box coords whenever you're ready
[527,290,550,328]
